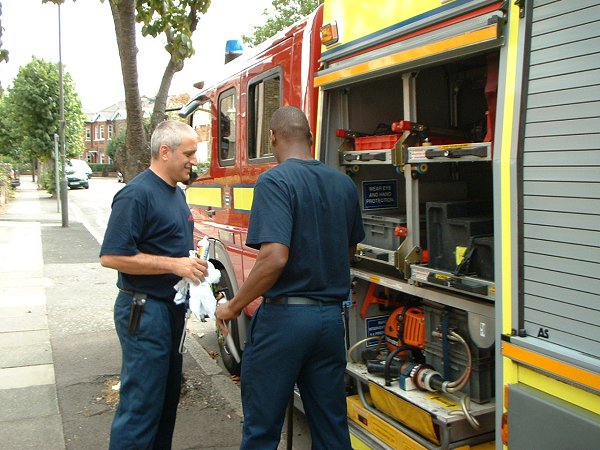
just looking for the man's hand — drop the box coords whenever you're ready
[100,253,209,281]
[173,256,209,283]
[215,301,240,335]
[213,242,288,335]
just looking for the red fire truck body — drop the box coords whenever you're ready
[182,6,323,334]
[181,1,600,448]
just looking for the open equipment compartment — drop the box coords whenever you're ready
[319,48,499,448]
[322,52,496,291]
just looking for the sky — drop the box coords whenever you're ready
[0,0,272,112]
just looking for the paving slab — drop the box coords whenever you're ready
[0,329,50,347]
[0,342,53,368]
[0,384,60,421]
[0,364,55,389]
[0,315,48,333]
[0,304,47,318]
[0,415,65,450]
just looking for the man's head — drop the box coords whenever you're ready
[150,120,198,186]
[269,106,313,162]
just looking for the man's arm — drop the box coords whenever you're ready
[215,242,288,332]
[100,253,208,282]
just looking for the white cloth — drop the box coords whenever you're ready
[173,251,221,320]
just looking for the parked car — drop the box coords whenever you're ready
[1,163,20,188]
[68,159,93,179]
[66,166,89,189]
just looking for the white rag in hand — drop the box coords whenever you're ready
[173,251,222,320]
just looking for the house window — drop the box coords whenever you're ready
[108,124,113,139]
[85,126,91,141]
[94,126,100,141]
[218,89,236,166]
[99,125,105,141]
[248,69,281,161]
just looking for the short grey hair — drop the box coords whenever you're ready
[150,120,196,160]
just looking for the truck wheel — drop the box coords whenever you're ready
[215,268,242,376]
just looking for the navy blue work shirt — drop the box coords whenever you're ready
[100,169,194,302]
[247,158,365,302]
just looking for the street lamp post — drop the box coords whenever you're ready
[58,3,68,227]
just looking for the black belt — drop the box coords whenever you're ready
[119,289,147,300]
[264,296,340,306]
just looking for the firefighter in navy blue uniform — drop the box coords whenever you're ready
[216,106,365,450]
[100,120,208,450]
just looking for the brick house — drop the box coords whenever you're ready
[82,96,155,164]
[82,95,190,164]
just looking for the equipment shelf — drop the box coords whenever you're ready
[346,362,496,449]
[350,267,494,317]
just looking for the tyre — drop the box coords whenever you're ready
[215,268,243,376]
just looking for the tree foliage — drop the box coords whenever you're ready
[0,1,9,93]
[0,57,84,166]
[43,0,211,182]
[243,0,322,47]
[136,0,210,133]
[0,96,19,161]
[0,57,84,192]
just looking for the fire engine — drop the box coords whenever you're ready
[180,0,600,448]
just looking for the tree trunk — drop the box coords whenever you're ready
[109,0,147,183]
[150,57,184,134]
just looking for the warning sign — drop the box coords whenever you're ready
[363,180,398,210]
[365,315,389,347]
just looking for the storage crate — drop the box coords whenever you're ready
[362,213,407,250]
[355,134,398,151]
[423,304,494,404]
[426,201,493,274]
[469,235,494,281]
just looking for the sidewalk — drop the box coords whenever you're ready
[0,180,244,449]
[0,180,63,448]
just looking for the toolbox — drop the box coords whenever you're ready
[362,213,408,251]
[426,201,493,275]
[468,235,494,281]
[355,134,399,151]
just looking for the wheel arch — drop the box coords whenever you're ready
[206,237,249,353]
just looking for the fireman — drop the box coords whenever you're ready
[216,106,365,449]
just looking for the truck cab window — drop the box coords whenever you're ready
[248,72,281,161]
[219,91,236,165]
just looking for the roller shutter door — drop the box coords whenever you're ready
[520,0,600,358]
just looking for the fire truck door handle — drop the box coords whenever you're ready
[206,208,216,217]
[425,146,487,159]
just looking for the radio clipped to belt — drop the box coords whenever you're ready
[128,292,147,334]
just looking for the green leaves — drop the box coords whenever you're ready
[0,57,84,164]
[243,0,322,47]
[136,0,209,62]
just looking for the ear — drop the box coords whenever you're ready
[309,132,314,147]
[159,144,171,161]
[270,129,276,147]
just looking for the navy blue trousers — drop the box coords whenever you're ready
[240,302,351,450]
[109,291,185,450]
